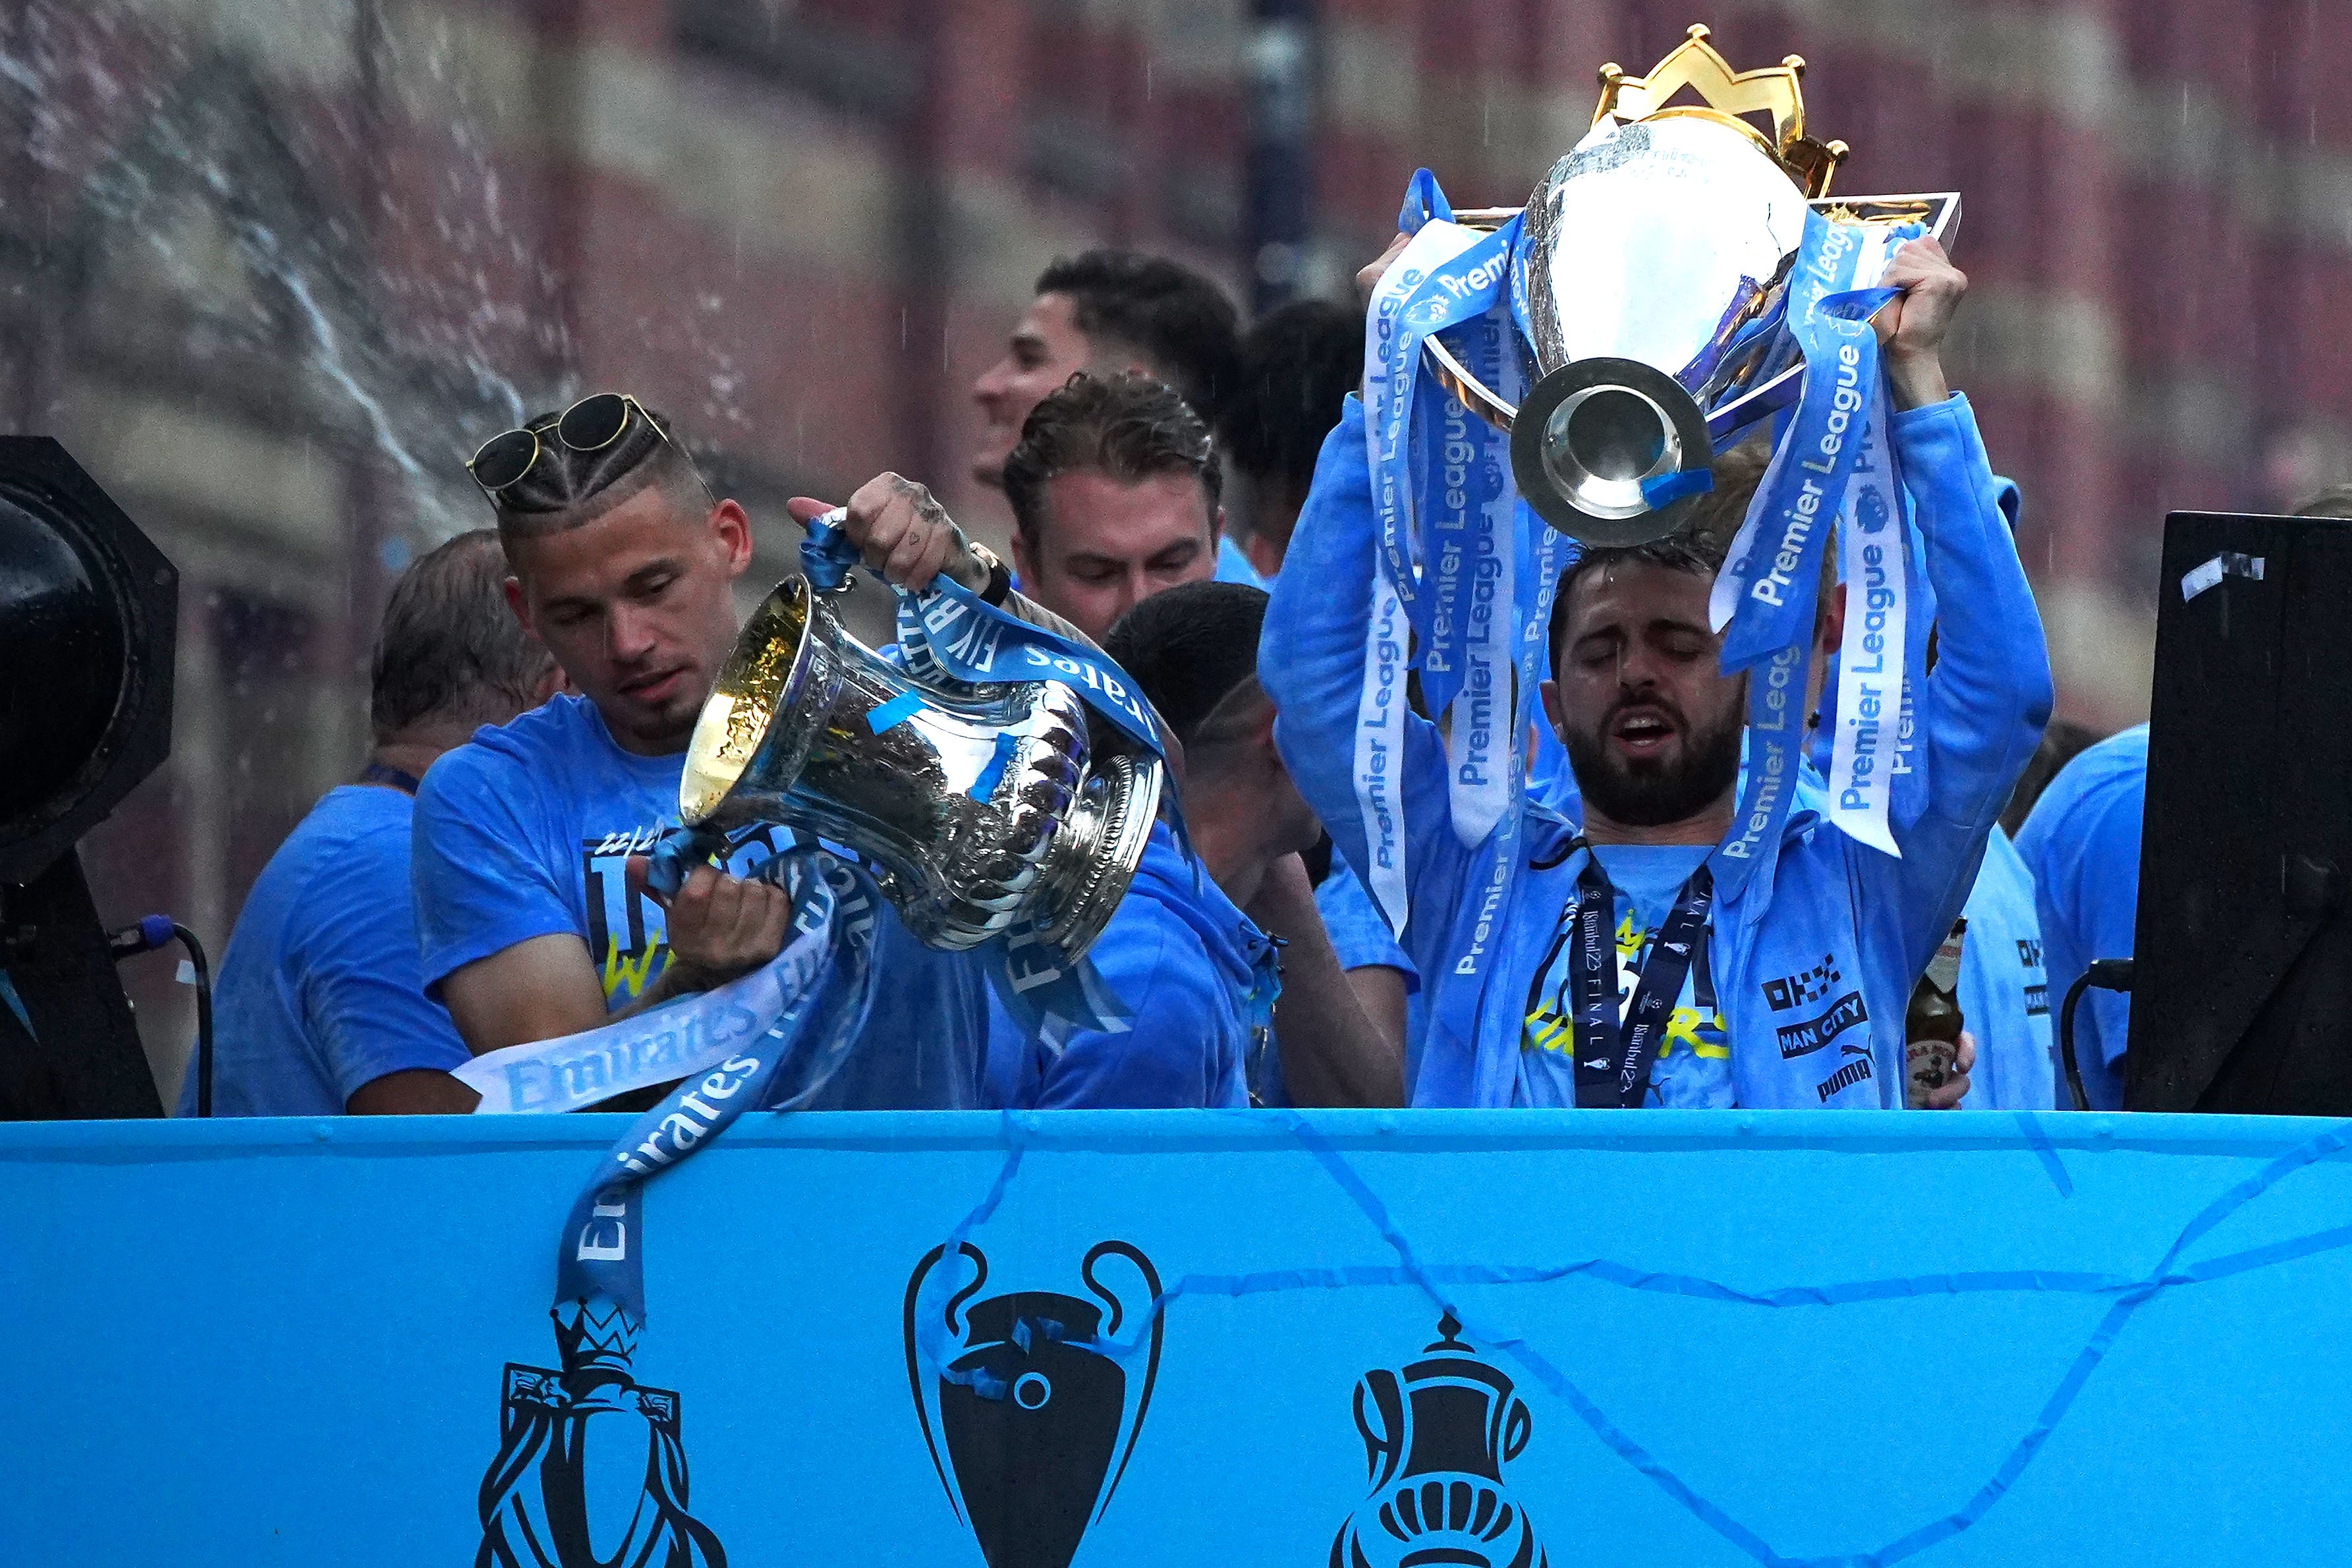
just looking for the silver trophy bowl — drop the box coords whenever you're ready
[1421,24,1956,546]
[680,576,1161,963]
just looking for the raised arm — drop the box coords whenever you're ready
[1873,238,2056,972]
[1245,854,1405,1107]
[1260,398,1472,976]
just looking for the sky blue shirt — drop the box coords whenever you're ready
[984,822,1255,1109]
[410,694,990,1109]
[180,785,467,1116]
[1955,826,2056,1109]
[1519,843,1731,1107]
[1263,393,2052,1108]
[2015,723,2147,1109]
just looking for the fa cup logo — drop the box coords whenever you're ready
[1331,1312,1548,1568]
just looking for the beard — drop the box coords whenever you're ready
[1562,695,1745,829]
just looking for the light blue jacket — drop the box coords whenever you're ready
[1262,393,2052,1107]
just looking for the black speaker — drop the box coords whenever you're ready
[2127,509,2352,1113]
[0,437,177,1118]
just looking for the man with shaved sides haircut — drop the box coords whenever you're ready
[410,395,988,1106]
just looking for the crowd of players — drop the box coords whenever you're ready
[191,233,2226,1118]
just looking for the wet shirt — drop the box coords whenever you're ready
[411,693,988,1107]
[181,785,467,1116]
[982,822,1255,1109]
[1519,843,1731,1108]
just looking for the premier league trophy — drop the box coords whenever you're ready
[1353,22,1963,1000]
[679,572,1161,964]
[1411,22,1958,546]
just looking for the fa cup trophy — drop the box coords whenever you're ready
[1418,22,1958,545]
[678,570,1161,965]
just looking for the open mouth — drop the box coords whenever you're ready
[1610,706,1679,758]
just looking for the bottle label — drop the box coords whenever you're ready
[1923,918,1967,994]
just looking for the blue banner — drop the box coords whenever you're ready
[12,1110,2352,1567]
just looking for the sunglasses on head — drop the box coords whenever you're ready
[467,392,671,495]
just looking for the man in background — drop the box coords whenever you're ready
[187,531,558,1115]
[1106,582,1404,1106]
[1215,298,1364,584]
[1000,372,1227,644]
[1212,298,1413,1077]
[2015,724,2146,1109]
[972,250,1239,491]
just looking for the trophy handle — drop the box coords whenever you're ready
[1080,1240,1164,1519]
[1351,1368,1409,1489]
[1422,334,1519,433]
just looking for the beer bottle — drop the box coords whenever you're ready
[1905,918,1967,1106]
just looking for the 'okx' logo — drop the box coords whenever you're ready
[1331,1312,1549,1568]
[1762,954,1843,1013]
[905,1241,1163,1568]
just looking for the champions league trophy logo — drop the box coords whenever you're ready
[903,1241,1165,1568]
[679,573,1161,965]
[1415,22,1958,546]
[1331,1313,1548,1568]
[476,1299,727,1568]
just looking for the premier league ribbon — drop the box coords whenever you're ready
[1435,306,1518,851]
[1706,208,1905,910]
[1824,223,1926,856]
[1356,171,1523,935]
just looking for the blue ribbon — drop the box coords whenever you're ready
[1640,467,1716,509]
[1365,210,1518,652]
[1414,306,1511,721]
[553,849,875,1324]
[865,689,926,735]
[1397,166,1453,235]
[800,508,856,592]
[1708,212,1897,910]
[897,577,1165,763]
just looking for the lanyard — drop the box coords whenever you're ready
[1561,853,1715,1109]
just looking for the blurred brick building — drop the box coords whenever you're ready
[2,0,2341,1094]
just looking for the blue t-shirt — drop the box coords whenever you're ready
[181,785,468,1116]
[1954,826,2056,1109]
[983,823,1255,1109]
[410,694,989,1108]
[2015,724,2147,1109]
[1519,843,1731,1108]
